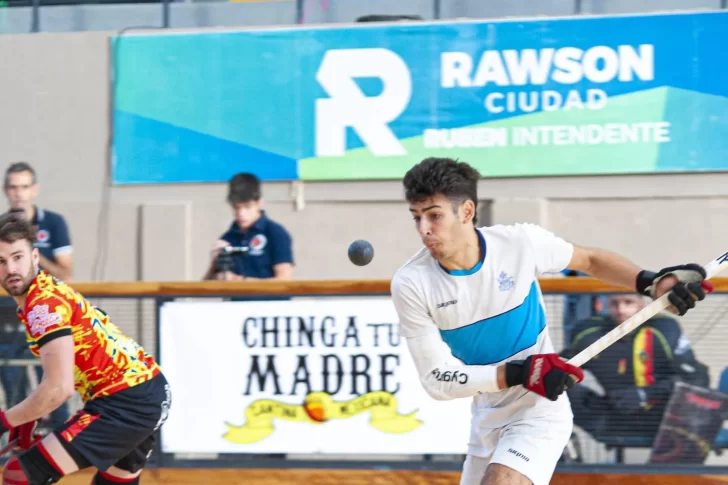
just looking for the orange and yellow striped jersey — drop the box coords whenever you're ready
[17,271,161,402]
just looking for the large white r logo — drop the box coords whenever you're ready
[315,48,412,157]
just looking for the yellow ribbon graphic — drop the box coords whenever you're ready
[223,391,423,444]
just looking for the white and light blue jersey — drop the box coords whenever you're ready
[391,223,575,428]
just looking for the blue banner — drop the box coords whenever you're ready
[111,11,728,184]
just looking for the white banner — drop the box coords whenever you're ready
[158,298,473,454]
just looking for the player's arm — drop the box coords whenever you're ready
[1,296,75,428]
[3,335,75,427]
[567,245,641,290]
[392,275,583,401]
[406,334,503,399]
[569,245,710,314]
[520,223,709,316]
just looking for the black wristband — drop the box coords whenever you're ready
[505,360,526,388]
[635,270,656,296]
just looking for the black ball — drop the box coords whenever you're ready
[348,240,374,266]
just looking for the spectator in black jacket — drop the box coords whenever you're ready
[562,293,709,439]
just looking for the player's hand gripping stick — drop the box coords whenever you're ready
[568,251,728,369]
[636,263,710,316]
[505,354,584,401]
[8,420,42,451]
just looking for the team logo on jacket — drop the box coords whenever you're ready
[498,271,515,291]
[249,234,267,256]
[34,229,51,248]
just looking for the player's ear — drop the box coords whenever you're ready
[461,200,475,224]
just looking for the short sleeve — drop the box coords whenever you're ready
[52,215,72,256]
[518,223,574,275]
[391,274,439,339]
[269,225,294,266]
[25,294,73,346]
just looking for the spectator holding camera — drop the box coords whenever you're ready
[204,173,293,281]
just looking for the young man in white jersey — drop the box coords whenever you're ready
[390,158,710,485]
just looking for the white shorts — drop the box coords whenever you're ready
[459,416,573,485]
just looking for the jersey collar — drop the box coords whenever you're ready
[439,228,487,277]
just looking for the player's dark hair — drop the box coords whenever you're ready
[4,161,37,188]
[227,172,261,204]
[403,157,480,224]
[0,211,37,246]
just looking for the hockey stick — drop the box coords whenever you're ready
[568,251,728,368]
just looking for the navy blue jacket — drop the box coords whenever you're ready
[219,211,293,279]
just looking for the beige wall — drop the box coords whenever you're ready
[0,30,727,284]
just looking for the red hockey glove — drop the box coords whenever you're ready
[505,353,584,401]
[0,411,43,451]
[9,420,43,450]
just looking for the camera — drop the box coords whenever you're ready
[215,246,248,273]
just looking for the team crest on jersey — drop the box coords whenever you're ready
[498,271,515,291]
